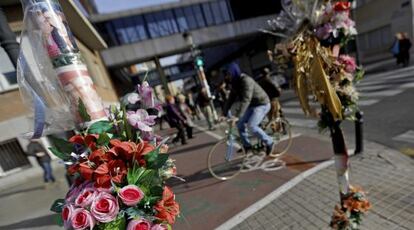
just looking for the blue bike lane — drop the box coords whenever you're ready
[163,126,334,230]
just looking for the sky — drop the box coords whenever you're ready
[94,0,180,14]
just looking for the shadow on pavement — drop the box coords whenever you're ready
[169,141,217,155]
[0,213,58,230]
[0,185,45,199]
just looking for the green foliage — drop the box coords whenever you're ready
[96,215,126,230]
[50,199,65,213]
[144,148,169,170]
[122,106,133,141]
[88,120,114,134]
[125,207,147,220]
[78,98,91,122]
[53,213,64,227]
[97,133,111,146]
[354,68,365,83]
[48,137,73,161]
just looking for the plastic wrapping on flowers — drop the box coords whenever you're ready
[49,84,179,230]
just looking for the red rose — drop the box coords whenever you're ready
[118,185,145,206]
[334,2,351,11]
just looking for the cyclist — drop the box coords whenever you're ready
[222,63,276,156]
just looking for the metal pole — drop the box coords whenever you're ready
[197,66,218,121]
[354,110,364,154]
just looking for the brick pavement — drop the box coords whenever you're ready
[231,140,414,230]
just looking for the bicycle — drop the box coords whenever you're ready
[207,117,247,180]
[207,113,292,180]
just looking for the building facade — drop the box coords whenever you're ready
[82,0,282,96]
[0,0,118,176]
[355,0,414,63]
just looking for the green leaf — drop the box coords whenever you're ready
[97,133,111,146]
[122,107,133,141]
[53,213,64,227]
[50,199,65,213]
[78,98,91,122]
[49,147,71,161]
[49,136,74,154]
[48,137,74,161]
[144,148,169,169]
[127,165,146,185]
[125,207,146,219]
[96,215,126,230]
[88,121,113,134]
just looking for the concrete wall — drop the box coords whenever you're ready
[355,0,413,62]
[100,15,275,68]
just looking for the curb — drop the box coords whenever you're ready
[215,159,335,230]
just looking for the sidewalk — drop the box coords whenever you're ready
[222,129,414,230]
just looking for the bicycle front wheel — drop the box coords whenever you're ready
[207,138,246,180]
[265,118,292,157]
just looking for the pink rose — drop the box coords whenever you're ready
[66,181,94,203]
[90,192,119,223]
[339,55,357,73]
[118,185,145,206]
[127,219,151,230]
[75,188,98,208]
[62,204,75,229]
[70,208,95,230]
[151,224,168,230]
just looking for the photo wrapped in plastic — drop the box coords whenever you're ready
[17,0,107,138]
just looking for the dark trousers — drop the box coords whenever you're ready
[173,123,192,144]
[40,161,55,183]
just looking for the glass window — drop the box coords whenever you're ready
[219,0,231,22]
[113,19,130,44]
[174,8,189,32]
[123,17,140,42]
[210,2,224,24]
[133,16,148,41]
[104,22,120,46]
[183,6,198,29]
[145,13,161,38]
[163,10,179,34]
[202,3,215,26]
[192,5,206,28]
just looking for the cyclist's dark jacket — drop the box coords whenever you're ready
[223,74,270,116]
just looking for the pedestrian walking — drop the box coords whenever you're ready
[399,32,412,67]
[391,33,401,64]
[165,95,190,145]
[177,94,194,139]
[186,91,201,120]
[26,139,56,183]
[216,81,230,112]
[256,68,283,123]
[197,88,215,130]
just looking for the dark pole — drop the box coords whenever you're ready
[354,110,364,154]
[0,6,20,68]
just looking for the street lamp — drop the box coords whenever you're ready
[182,32,218,121]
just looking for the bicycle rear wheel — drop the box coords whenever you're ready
[207,138,246,180]
[265,118,292,157]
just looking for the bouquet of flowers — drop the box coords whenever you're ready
[315,1,357,47]
[49,84,179,230]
